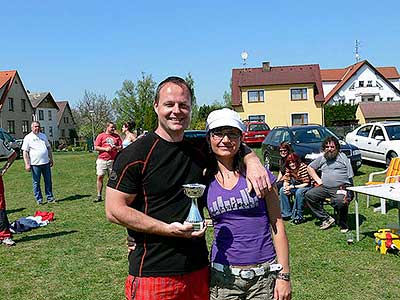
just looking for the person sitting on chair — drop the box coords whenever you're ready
[304,136,354,232]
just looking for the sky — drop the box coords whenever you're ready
[1,0,400,107]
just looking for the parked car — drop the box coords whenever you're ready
[345,121,400,166]
[0,128,22,158]
[262,124,362,172]
[242,120,271,147]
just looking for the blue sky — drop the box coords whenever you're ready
[1,0,399,107]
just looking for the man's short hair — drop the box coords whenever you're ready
[322,136,340,151]
[154,76,193,104]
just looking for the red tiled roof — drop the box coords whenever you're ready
[232,64,324,106]
[376,66,400,79]
[323,60,400,104]
[321,64,400,81]
[0,70,17,106]
[358,101,400,118]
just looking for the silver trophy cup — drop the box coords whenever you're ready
[182,183,206,231]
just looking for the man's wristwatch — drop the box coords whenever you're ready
[277,272,291,281]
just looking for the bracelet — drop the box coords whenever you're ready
[276,272,291,281]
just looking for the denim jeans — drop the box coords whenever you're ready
[31,163,54,202]
[279,186,310,220]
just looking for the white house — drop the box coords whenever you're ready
[321,60,400,106]
[28,92,59,144]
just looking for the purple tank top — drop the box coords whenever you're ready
[207,172,276,265]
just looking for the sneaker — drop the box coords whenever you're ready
[94,196,102,203]
[2,237,16,246]
[340,228,349,233]
[291,218,305,225]
[47,198,56,203]
[37,200,43,205]
[320,217,335,230]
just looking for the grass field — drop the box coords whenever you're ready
[1,151,399,300]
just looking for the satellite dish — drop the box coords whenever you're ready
[241,50,248,61]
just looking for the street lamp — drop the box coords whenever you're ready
[89,110,95,151]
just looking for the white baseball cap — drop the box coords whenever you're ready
[206,108,246,132]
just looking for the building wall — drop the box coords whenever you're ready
[33,105,59,143]
[236,83,323,127]
[0,74,33,139]
[58,107,76,144]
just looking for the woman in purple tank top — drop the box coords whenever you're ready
[205,108,291,300]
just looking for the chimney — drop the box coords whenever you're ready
[262,61,271,72]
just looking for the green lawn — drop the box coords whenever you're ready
[1,152,399,300]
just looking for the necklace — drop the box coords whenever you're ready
[220,170,235,179]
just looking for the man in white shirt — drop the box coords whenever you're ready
[0,137,17,246]
[22,121,55,205]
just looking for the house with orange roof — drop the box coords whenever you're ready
[321,60,400,106]
[28,92,59,144]
[56,101,76,144]
[0,70,34,139]
[232,62,325,127]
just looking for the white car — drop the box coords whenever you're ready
[345,121,400,166]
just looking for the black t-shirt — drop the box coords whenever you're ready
[107,132,209,276]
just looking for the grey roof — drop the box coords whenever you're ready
[28,92,51,108]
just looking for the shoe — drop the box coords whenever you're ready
[291,218,305,225]
[37,200,43,205]
[94,196,102,203]
[2,237,16,246]
[340,228,349,233]
[47,198,56,203]
[320,217,335,230]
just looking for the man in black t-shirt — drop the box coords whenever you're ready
[106,76,271,300]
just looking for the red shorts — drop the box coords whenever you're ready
[125,266,209,300]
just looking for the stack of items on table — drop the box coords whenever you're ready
[10,211,55,233]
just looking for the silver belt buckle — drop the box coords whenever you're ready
[239,269,256,280]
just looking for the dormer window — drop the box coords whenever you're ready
[359,81,364,87]
[367,80,372,87]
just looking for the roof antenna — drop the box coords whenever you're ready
[355,40,361,62]
[241,50,248,67]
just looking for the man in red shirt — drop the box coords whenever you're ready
[94,122,122,202]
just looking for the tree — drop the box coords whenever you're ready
[324,104,358,126]
[222,78,233,108]
[112,73,157,132]
[73,90,114,139]
[185,73,199,129]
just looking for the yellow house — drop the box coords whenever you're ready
[232,62,325,127]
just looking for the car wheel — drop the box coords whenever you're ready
[386,151,398,167]
[264,152,271,170]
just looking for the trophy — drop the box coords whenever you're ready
[182,183,206,231]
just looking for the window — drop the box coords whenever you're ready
[350,99,355,105]
[61,129,65,137]
[349,82,355,90]
[359,81,364,87]
[248,115,265,122]
[48,111,52,121]
[291,113,308,125]
[8,98,14,111]
[371,126,384,139]
[290,88,307,100]
[367,80,373,87]
[7,121,15,133]
[21,99,26,112]
[41,127,45,133]
[64,116,69,124]
[247,90,264,103]
[39,110,44,120]
[22,120,29,133]
[376,81,383,89]
[387,97,394,101]
[356,125,372,137]
[49,126,53,137]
